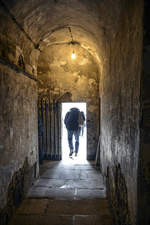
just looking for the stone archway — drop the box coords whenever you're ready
[37,41,100,161]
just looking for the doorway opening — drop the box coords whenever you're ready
[61,102,87,162]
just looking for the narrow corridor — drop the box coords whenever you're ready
[9,160,112,225]
[0,1,148,224]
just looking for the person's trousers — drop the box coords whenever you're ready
[67,128,80,153]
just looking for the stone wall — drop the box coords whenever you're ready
[0,1,40,77]
[100,1,143,225]
[0,63,39,224]
[138,1,150,224]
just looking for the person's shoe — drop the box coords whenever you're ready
[75,152,77,157]
[69,150,73,157]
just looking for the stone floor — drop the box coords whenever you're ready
[9,158,112,225]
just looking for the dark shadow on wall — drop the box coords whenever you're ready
[106,164,131,225]
[0,158,37,225]
[137,1,150,224]
[138,141,150,225]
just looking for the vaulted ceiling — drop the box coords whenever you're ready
[0,0,124,67]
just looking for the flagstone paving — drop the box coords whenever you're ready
[9,160,113,225]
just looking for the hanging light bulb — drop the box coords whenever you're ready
[71,51,76,60]
[68,27,76,60]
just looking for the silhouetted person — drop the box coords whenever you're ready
[64,108,85,157]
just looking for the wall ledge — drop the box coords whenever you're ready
[0,59,38,82]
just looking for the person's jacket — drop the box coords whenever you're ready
[64,108,79,130]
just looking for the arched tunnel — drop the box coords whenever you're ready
[0,0,150,225]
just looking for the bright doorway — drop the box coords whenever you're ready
[61,102,87,162]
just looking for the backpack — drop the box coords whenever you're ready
[78,111,85,127]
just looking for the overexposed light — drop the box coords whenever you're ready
[71,52,76,60]
[61,102,87,164]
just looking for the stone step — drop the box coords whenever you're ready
[16,199,110,215]
[9,199,113,225]
[9,214,112,225]
[27,187,106,200]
